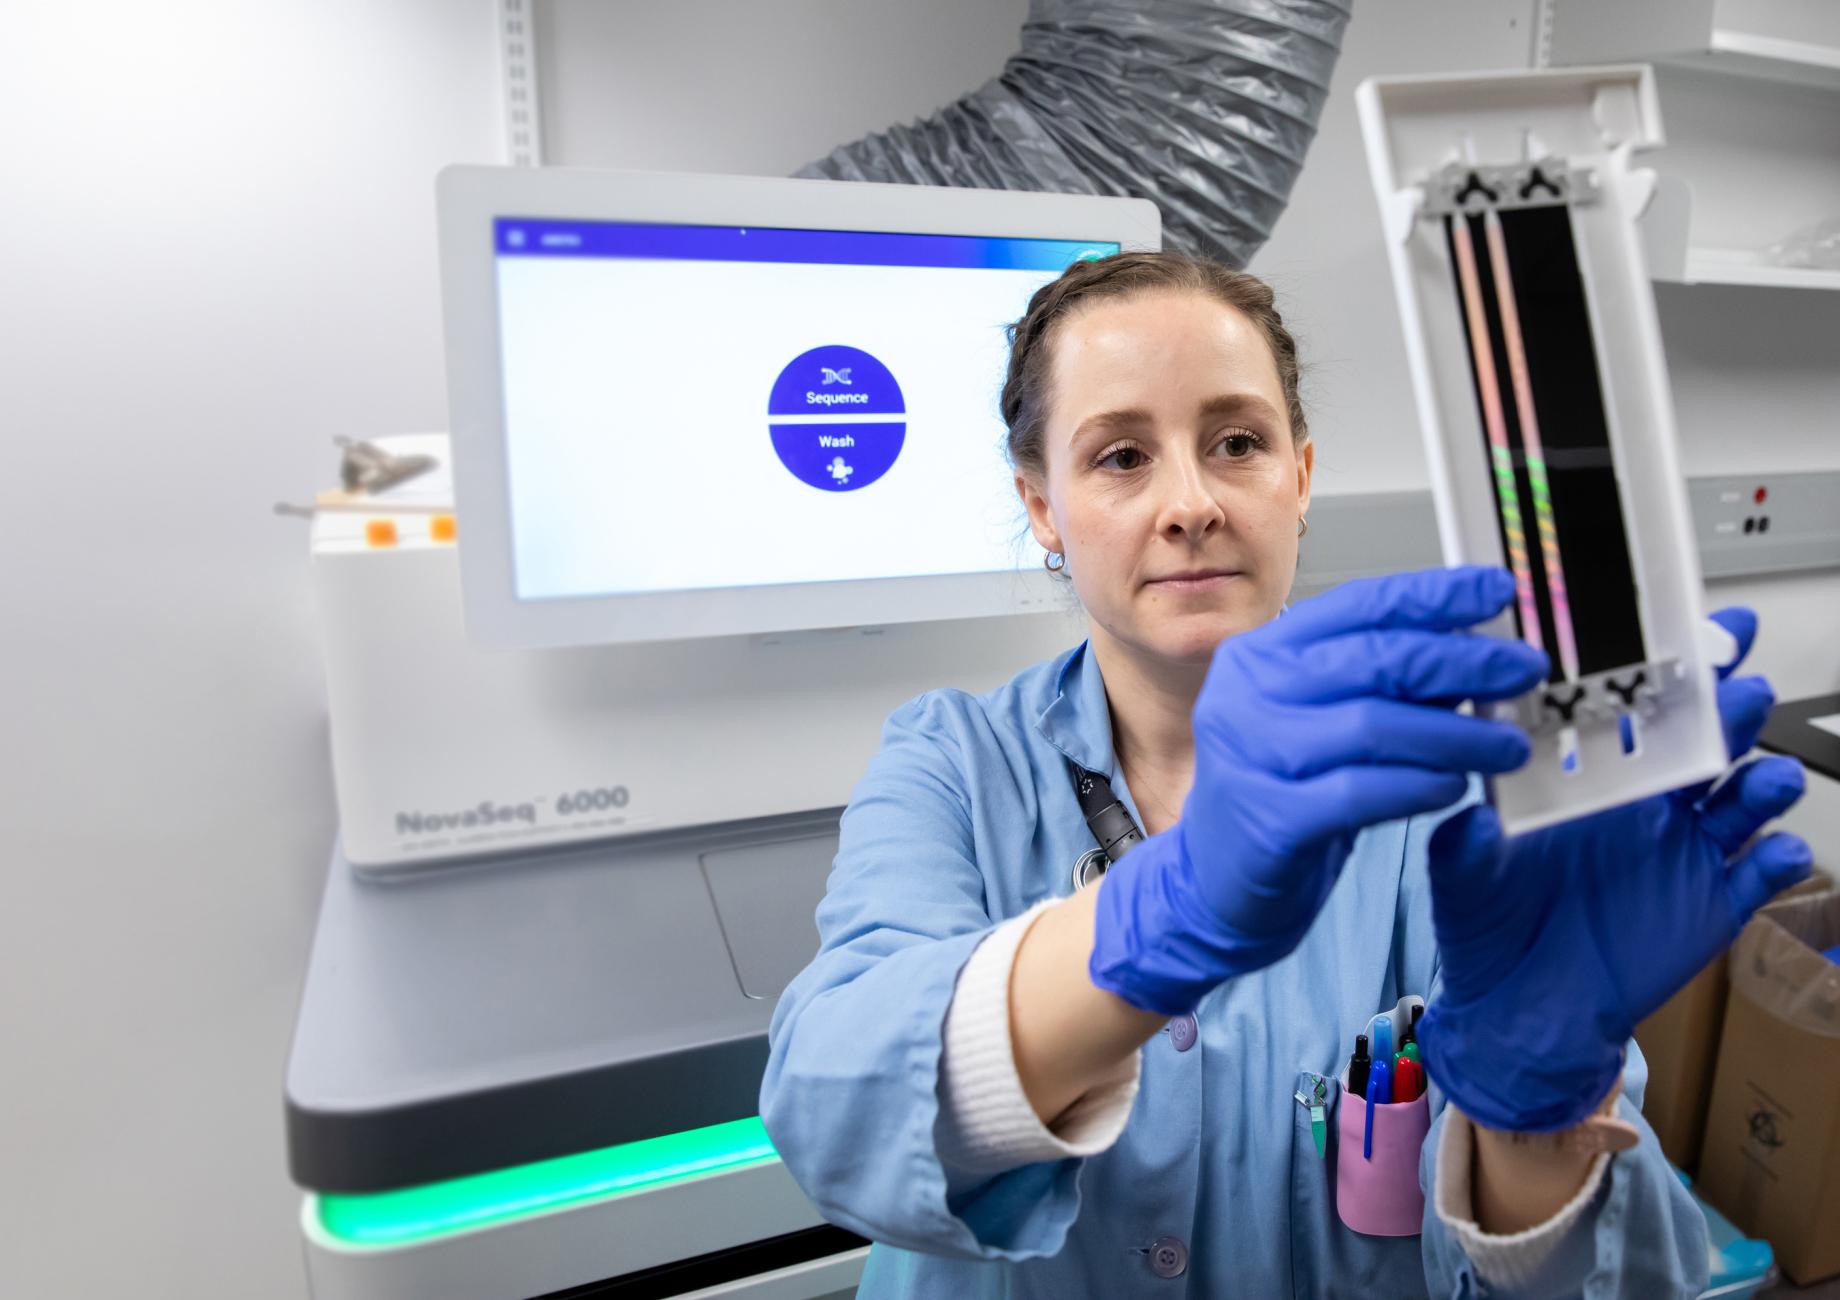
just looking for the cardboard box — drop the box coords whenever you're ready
[1696,891,1840,1284]
[1635,956,1729,1170]
[1635,874,1829,1171]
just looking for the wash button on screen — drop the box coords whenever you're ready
[768,344,906,492]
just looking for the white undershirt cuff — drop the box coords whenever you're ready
[936,900,1141,1177]
[1433,1105,1612,1287]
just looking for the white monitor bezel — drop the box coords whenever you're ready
[435,165,1161,648]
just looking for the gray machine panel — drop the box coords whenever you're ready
[1292,476,1840,590]
[702,834,842,1000]
[1291,490,1440,598]
[286,811,840,1193]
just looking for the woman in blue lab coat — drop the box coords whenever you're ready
[760,253,1811,1296]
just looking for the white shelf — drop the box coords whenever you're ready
[1684,29,1840,89]
[1549,1,1840,91]
[1660,246,1840,291]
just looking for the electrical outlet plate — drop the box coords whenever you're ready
[1357,66,1727,834]
[1692,471,1840,580]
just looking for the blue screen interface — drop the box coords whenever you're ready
[492,218,1120,600]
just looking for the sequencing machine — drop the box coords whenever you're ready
[284,168,1156,1299]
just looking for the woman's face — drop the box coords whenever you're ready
[1017,288,1313,668]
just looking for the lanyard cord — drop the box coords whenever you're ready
[1072,764,1146,865]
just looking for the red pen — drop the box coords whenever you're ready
[1393,1056,1424,1102]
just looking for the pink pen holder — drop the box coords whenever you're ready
[1335,1075,1429,1237]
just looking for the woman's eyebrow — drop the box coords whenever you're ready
[1069,393,1283,447]
[1197,392,1282,423]
[1069,407,1153,445]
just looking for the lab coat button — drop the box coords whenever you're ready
[1168,1012,1198,1052]
[1149,1235,1188,1278]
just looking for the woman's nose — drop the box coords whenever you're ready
[1156,458,1226,539]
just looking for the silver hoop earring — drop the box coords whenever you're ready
[1044,551,1066,573]
[1297,517,1309,539]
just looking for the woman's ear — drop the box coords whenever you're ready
[1295,438,1314,522]
[1015,472,1064,556]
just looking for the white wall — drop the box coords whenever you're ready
[5,2,1836,1297]
[1,2,500,1296]
[539,0,1029,176]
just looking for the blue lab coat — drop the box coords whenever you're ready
[762,642,1707,1297]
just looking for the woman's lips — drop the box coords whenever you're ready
[1147,570,1244,592]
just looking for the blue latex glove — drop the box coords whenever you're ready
[1418,608,1813,1132]
[1090,567,1547,1015]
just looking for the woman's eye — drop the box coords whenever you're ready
[1100,446,1146,471]
[1219,431,1264,458]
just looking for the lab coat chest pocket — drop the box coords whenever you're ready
[1287,1070,1423,1298]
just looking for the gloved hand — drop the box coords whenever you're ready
[1090,566,1547,1015]
[1418,608,1813,1132]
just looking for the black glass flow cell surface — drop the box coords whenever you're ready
[1443,204,1648,679]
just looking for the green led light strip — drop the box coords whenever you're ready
[317,1116,779,1247]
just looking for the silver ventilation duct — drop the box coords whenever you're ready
[797,0,1354,267]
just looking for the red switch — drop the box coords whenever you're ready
[1754,486,1768,504]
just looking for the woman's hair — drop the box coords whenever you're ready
[999,252,1308,481]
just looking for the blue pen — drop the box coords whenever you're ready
[1371,1015,1393,1070]
[1363,1058,1392,1160]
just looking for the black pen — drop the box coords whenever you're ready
[1348,1033,1371,1099]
